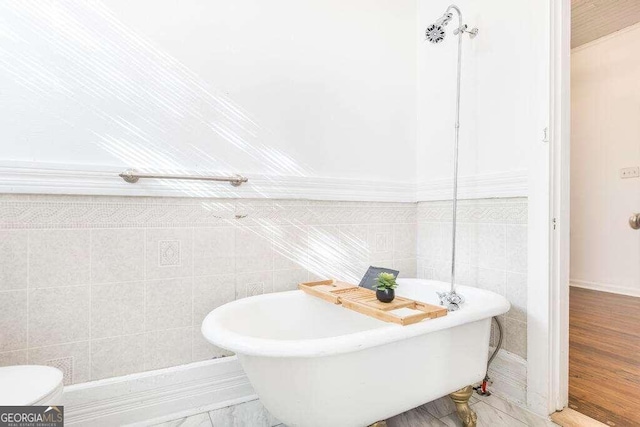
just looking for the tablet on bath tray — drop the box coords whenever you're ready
[358,266,400,290]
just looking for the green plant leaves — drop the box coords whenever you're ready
[374,271,398,290]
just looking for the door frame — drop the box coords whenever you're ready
[526,0,571,416]
[548,0,571,413]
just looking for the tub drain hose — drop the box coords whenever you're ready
[487,316,503,367]
[476,316,503,396]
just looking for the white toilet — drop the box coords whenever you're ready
[0,365,64,406]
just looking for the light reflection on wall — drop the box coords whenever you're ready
[0,0,310,198]
[240,210,370,284]
[0,1,373,282]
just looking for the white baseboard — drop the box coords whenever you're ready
[486,349,527,406]
[416,170,528,201]
[570,280,640,298]
[63,357,256,427]
[62,350,528,426]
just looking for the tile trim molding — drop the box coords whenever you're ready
[63,357,256,426]
[417,170,528,202]
[0,161,528,203]
[0,196,416,229]
[417,198,528,224]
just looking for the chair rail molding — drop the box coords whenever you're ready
[0,161,528,203]
[416,170,528,202]
[0,161,415,202]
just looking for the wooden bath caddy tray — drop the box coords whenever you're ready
[298,279,447,326]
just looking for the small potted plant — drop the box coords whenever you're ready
[374,272,398,303]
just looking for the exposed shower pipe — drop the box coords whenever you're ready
[426,5,478,311]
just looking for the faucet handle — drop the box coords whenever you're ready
[630,213,640,230]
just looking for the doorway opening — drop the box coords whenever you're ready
[567,2,640,425]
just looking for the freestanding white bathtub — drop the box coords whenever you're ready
[202,279,510,427]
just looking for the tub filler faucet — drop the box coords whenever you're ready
[437,290,465,312]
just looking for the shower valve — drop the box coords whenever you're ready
[453,24,479,38]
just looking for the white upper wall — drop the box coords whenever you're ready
[416,0,545,194]
[0,0,416,183]
[571,24,640,297]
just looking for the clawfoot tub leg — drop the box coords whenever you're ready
[368,421,387,427]
[449,385,477,427]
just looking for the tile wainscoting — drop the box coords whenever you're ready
[0,195,417,384]
[0,194,528,393]
[416,198,528,360]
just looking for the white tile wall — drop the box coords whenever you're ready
[28,341,91,385]
[416,198,528,359]
[0,194,526,383]
[191,327,233,362]
[0,230,28,291]
[29,229,91,288]
[0,195,416,384]
[91,334,145,380]
[0,350,27,366]
[29,286,91,346]
[145,229,193,280]
[91,281,145,338]
[144,327,193,371]
[273,269,309,293]
[144,278,192,331]
[0,290,27,351]
[193,228,235,276]
[193,275,235,324]
[91,228,145,284]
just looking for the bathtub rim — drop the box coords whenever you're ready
[201,279,510,358]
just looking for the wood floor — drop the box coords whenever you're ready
[551,408,608,427]
[569,287,640,427]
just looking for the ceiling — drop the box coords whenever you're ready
[572,0,640,48]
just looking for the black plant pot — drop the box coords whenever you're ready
[376,288,395,303]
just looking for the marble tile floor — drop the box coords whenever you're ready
[154,392,559,427]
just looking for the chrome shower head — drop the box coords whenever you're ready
[425,24,446,43]
[425,13,452,44]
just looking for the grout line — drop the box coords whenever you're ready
[26,230,30,357]
[190,227,195,363]
[24,338,92,351]
[22,325,187,353]
[88,229,93,381]
[143,228,147,371]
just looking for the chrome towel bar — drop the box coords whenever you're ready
[119,169,248,187]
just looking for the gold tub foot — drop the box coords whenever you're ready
[368,421,388,427]
[449,385,477,427]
